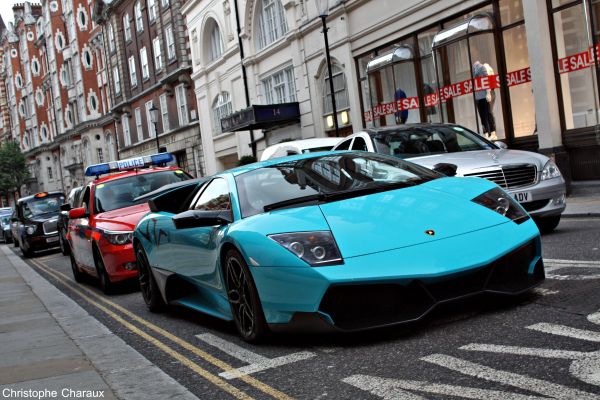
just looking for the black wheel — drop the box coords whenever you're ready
[21,241,34,258]
[224,249,268,342]
[94,248,114,294]
[59,230,70,256]
[12,235,18,247]
[136,244,166,312]
[536,215,561,233]
[70,253,85,283]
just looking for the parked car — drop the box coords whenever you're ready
[260,138,341,161]
[333,124,566,232]
[0,207,13,243]
[12,192,65,257]
[57,186,83,255]
[67,153,192,293]
[133,151,543,342]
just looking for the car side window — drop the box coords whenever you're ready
[351,137,368,151]
[80,187,90,213]
[193,178,231,211]
[336,139,352,150]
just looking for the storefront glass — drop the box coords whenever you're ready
[419,28,442,122]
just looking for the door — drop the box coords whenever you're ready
[69,186,94,270]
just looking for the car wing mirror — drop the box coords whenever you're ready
[172,209,233,229]
[432,163,458,177]
[60,203,72,212]
[68,207,88,219]
[494,141,508,149]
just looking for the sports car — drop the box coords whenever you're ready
[133,151,544,342]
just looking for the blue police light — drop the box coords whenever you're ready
[84,153,175,177]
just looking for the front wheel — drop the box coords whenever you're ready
[59,230,70,256]
[536,215,561,233]
[21,241,34,258]
[136,245,166,312]
[70,253,85,283]
[224,249,268,342]
[94,249,114,294]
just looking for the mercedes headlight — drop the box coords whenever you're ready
[105,231,133,245]
[269,231,343,266]
[472,187,529,224]
[26,225,36,235]
[541,160,562,181]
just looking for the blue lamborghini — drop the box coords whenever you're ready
[133,152,544,341]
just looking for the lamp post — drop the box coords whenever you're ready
[316,0,339,137]
[149,103,160,153]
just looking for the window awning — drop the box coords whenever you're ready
[221,102,300,132]
[366,45,414,73]
[432,14,494,49]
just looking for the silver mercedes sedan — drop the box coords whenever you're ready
[333,124,566,232]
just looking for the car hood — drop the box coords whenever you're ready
[407,149,549,175]
[95,203,150,231]
[27,213,59,224]
[319,177,509,258]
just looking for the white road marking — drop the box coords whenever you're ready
[460,343,586,359]
[195,333,316,380]
[545,259,600,280]
[545,259,600,266]
[588,311,600,325]
[527,323,600,342]
[342,375,548,400]
[421,354,598,399]
[532,287,559,296]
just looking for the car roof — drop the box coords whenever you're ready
[90,166,183,186]
[18,191,65,203]
[362,123,462,135]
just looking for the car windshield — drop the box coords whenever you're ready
[22,195,65,218]
[235,153,440,217]
[95,170,191,213]
[372,125,496,158]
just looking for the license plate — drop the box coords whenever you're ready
[513,191,532,203]
[46,236,59,243]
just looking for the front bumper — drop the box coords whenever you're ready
[98,241,138,283]
[253,219,543,332]
[23,234,60,251]
[509,177,566,218]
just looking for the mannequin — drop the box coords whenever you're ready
[473,61,496,140]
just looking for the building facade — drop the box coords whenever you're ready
[94,0,205,177]
[184,0,600,181]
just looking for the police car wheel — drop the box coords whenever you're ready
[94,249,114,294]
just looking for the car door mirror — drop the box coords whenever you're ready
[432,163,458,177]
[494,141,508,149]
[68,207,88,219]
[172,209,233,229]
[60,203,72,212]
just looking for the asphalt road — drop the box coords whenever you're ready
[10,217,600,399]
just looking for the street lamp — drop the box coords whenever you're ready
[317,0,339,137]
[149,103,160,153]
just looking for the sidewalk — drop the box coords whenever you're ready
[564,180,600,218]
[0,246,198,400]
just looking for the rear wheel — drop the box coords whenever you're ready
[136,245,166,312]
[59,230,70,256]
[94,248,114,294]
[224,248,268,342]
[70,253,85,283]
[536,215,561,233]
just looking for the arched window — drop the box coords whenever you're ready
[207,20,224,62]
[256,0,287,50]
[322,64,349,114]
[212,92,232,136]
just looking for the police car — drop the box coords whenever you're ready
[67,153,192,293]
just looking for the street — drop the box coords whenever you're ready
[7,217,600,399]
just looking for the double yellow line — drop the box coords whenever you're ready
[29,258,292,400]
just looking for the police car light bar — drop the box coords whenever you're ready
[85,153,174,177]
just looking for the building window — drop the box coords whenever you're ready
[322,64,349,115]
[129,56,137,86]
[41,125,48,140]
[31,58,40,75]
[123,13,131,41]
[140,47,149,79]
[256,0,288,50]
[77,7,88,30]
[160,93,169,132]
[113,66,121,94]
[162,0,169,7]
[262,66,297,104]
[212,92,232,135]
[207,21,224,62]
[148,0,158,21]
[122,114,131,146]
[81,48,93,69]
[96,148,104,163]
[175,84,188,126]
[153,37,163,70]
[107,24,115,52]
[135,107,143,142]
[55,30,65,50]
[36,88,44,106]
[165,25,175,60]
[88,91,99,112]
[47,166,53,180]
[135,2,144,32]
[106,132,116,160]
[146,101,156,137]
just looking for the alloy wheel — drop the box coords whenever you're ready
[225,256,255,338]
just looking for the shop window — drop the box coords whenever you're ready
[499,0,524,25]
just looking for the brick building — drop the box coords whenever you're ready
[93,0,205,177]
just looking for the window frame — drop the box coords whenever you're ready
[145,101,155,137]
[135,2,144,32]
[140,47,149,79]
[160,93,169,132]
[128,56,137,86]
[122,114,131,146]
[153,37,163,71]
[175,84,188,126]
[123,13,131,41]
[134,107,143,142]
[165,25,176,60]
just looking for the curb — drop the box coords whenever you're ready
[1,246,199,400]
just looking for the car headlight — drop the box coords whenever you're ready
[26,225,36,235]
[472,187,529,224]
[541,160,562,181]
[104,231,133,245]
[268,231,343,266]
